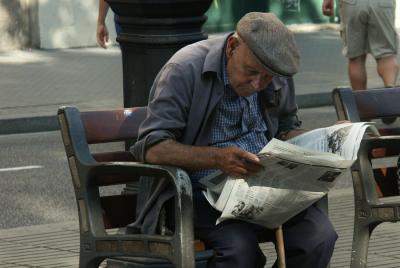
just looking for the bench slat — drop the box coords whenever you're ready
[353,87,400,120]
[81,107,147,144]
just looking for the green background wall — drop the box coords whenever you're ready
[204,0,338,33]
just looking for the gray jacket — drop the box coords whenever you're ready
[130,34,301,234]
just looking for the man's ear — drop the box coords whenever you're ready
[227,36,240,56]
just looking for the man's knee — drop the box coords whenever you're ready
[222,234,266,266]
[283,207,337,267]
[312,219,338,251]
[306,222,337,268]
[205,221,267,268]
[309,206,337,246]
[292,217,337,253]
[285,206,337,249]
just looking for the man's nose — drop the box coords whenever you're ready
[251,75,272,91]
[251,76,263,91]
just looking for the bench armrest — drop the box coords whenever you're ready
[87,161,192,194]
[80,162,194,246]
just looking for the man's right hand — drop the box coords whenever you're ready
[214,147,264,177]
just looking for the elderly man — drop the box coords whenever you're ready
[130,12,337,268]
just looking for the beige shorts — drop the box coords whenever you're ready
[339,0,398,59]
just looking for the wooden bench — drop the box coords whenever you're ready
[57,106,213,268]
[332,87,400,268]
[59,105,327,267]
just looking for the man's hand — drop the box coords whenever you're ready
[96,23,109,49]
[214,147,264,177]
[322,0,334,16]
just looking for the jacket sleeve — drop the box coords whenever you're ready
[130,63,194,162]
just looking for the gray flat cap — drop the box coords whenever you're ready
[236,12,300,77]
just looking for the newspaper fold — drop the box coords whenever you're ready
[200,122,379,229]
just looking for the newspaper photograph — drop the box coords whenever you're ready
[200,122,378,229]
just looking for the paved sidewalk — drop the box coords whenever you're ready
[1,187,399,267]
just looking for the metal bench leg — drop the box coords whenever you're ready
[350,220,373,268]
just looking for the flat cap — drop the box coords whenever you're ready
[236,12,300,77]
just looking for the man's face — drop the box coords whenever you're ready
[226,36,274,97]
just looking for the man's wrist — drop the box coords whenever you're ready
[211,147,221,170]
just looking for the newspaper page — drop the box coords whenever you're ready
[286,122,379,160]
[200,122,378,229]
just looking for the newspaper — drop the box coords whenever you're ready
[200,122,379,229]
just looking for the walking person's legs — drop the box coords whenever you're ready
[348,54,368,90]
[369,0,398,88]
[377,55,399,87]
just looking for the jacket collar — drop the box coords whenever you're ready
[202,33,233,82]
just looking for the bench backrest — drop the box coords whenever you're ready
[59,106,147,164]
[332,87,400,135]
[80,107,147,144]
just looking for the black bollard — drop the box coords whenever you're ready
[106,0,213,108]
